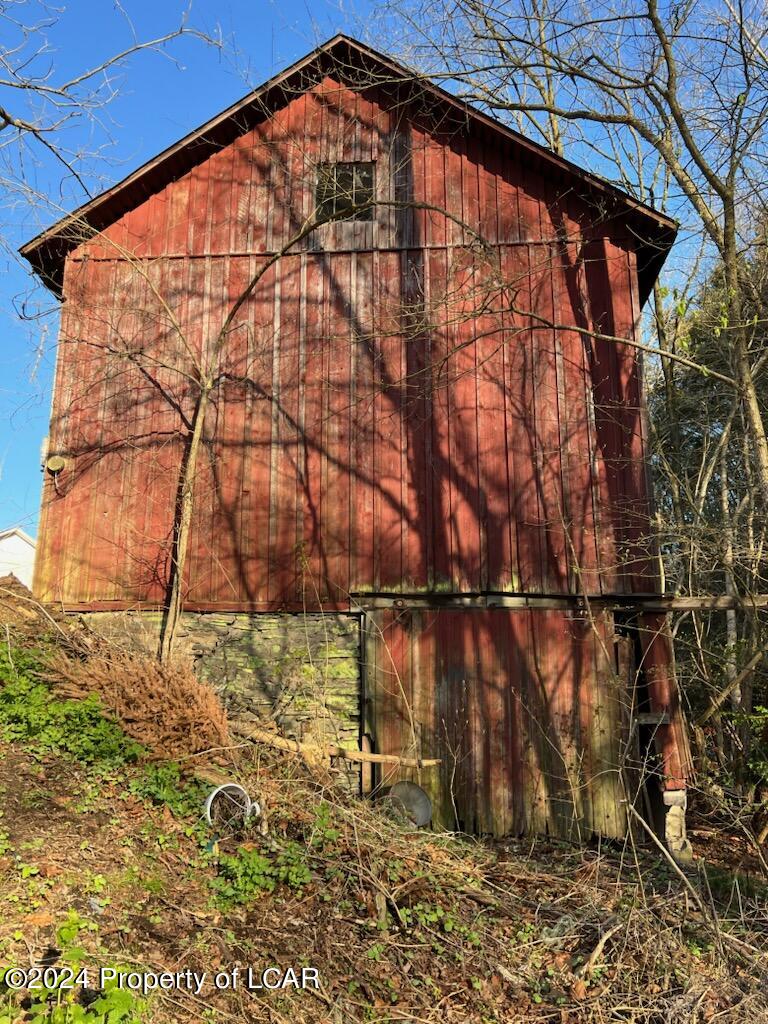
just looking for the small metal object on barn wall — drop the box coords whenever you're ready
[45,455,67,474]
[20,35,689,842]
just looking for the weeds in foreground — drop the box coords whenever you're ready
[0,644,143,768]
[0,627,766,1022]
[0,911,145,1024]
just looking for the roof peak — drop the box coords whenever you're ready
[20,33,676,302]
[0,527,36,546]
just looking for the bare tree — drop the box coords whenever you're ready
[0,1,220,246]
[374,0,768,502]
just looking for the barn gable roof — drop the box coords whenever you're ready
[20,33,676,303]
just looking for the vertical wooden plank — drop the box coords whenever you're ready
[442,611,471,830]
[517,153,541,243]
[531,242,568,592]
[609,242,654,590]
[223,253,251,603]
[269,254,302,605]
[356,86,376,252]
[207,254,242,604]
[446,249,482,590]
[393,121,415,249]
[444,135,464,247]
[504,244,543,592]
[427,247,453,590]
[552,242,601,594]
[201,256,231,602]
[301,253,325,604]
[250,120,272,255]
[293,253,309,602]
[378,98,398,250]
[35,256,82,600]
[56,256,92,600]
[268,96,290,252]
[208,144,235,255]
[477,135,499,246]
[476,249,514,590]
[401,250,430,590]
[586,610,627,837]
[409,119,428,248]
[628,245,659,592]
[462,131,481,241]
[229,129,254,255]
[424,130,447,249]
[352,251,375,591]
[637,614,690,790]
[324,252,352,605]
[477,611,513,836]
[281,91,310,243]
[414,610,443,820]
[497,143,521,244]
[583,238,621,593]
[116,257,153,602]
[373,250,404,590]
[515,610,547,834]
[244,256,276,605]
[528,611,559,836]
[79,259,118,602]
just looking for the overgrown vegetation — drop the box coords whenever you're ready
[129,763,207,822]
[211,841,312,905]
[1,909,146,1024]
[0,644,142,768]
[0,596,766,1023]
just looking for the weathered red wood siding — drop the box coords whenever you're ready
[365,607,630,839]
[31,67,690,838]
[35,77,656,610]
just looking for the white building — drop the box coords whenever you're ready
[0,527,36,589]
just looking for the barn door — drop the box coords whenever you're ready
[364,606,630,840]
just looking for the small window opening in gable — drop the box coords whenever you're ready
[316,162,375,222]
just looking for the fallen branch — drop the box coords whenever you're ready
[574,918,622,978]
[230,720,441,769]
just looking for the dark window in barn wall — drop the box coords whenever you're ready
[316,162,375,221]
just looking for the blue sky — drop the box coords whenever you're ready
[0,0,374,536]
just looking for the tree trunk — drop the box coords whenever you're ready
[723,214,768,506]
[158,385,211,662]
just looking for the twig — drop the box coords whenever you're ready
[574,918,623,978]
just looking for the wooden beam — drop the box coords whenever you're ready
[351,592,768,612]
[631,595,768,611]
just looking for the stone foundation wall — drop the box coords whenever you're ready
[85,611,362,783]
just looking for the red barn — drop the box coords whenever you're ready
[22,35,690,848]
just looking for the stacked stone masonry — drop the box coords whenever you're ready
[85,611,363,788]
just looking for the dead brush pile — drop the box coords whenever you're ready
[0,574,77,640]
[47,647,229,760]
[201,742,768,1024]
[0,577,229,761]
